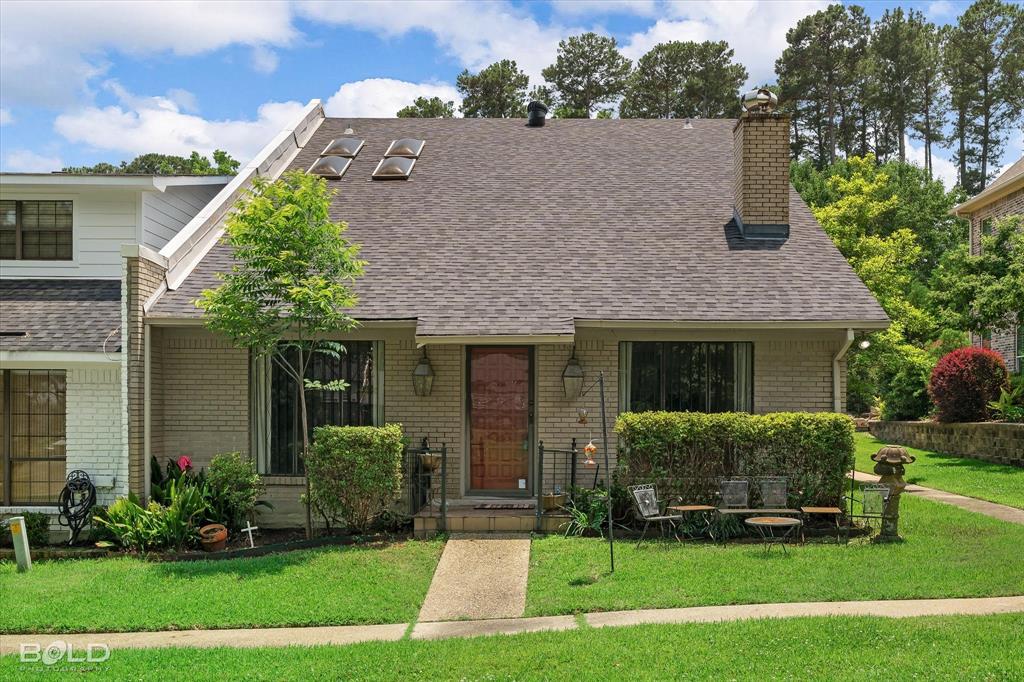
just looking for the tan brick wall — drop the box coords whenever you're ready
[124,255,165,496]
[150,324,850,526]
[965,185,1023,371]
[733,112,791,227]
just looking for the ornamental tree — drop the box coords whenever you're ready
[197,170,365,537]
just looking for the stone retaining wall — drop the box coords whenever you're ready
[868,421,1024,467]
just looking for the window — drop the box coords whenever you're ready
[268,342,376,475]
[1,370,67,505]
[1017,326,1023,374]
[621,342,753,413]
[981,217,994,236]
[0,200,73,260]
[981,329,992,350]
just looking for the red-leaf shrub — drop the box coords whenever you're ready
[928,347,1009,422]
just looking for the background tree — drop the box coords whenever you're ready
[542,32,631,117]
[930,216,1024,335]
[197,170,365,538]
[685,41,748,118]
[909,20,947,179]
[396,96,455,118]
[456,60,529,118]
[63,150,240,175]
[776,4,870,167]
[869,8,929,162]
[943,0,1024,192]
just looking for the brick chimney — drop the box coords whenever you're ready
[732,90,790,240]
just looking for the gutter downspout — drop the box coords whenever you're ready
[832,329,855,413]
[143,324,151,503]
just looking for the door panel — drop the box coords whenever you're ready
[468,347,530,491]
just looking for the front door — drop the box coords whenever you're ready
[468,346,532,493]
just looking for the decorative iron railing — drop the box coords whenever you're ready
[536,439,607,531]
[405,438,447,532]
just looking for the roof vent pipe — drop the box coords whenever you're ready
[526,101,548,127]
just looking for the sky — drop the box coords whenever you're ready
[0,0,1020,190]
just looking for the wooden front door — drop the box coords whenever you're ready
[468,347,532,492]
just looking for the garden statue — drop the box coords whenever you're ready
[870,445,916,541]
[57,470,97,545]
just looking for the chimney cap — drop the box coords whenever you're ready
[741,88,779,114]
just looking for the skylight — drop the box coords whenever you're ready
[307,156,352,179]
[371,156,415,180]
[321,138,364,158]
[384,138,425,158]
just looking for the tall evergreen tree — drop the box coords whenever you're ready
[456,60,529,118]
[776,4,870,167]
[944,0,1024,192]
[685,41,748,118]
[869,8,929,162]
[910,20,948,180]
[542,32,631,117]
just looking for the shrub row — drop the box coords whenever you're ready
[614,411,855,507]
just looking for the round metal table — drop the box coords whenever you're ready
[745,516,802,554]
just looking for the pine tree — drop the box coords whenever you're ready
[396,96,455,118]
[910,21,948,180]
[870,8,929,162]
[619,41,692,119]
[542,32,631,117]
[456,60,529,118]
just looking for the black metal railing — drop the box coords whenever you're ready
[537,439,609,530]
[405,438,447,532]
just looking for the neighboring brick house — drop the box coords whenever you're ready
[136,97,888,527]
[952,156,1024,373]
[0,173,229,525]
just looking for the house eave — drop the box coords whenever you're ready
[951,175,1024,216]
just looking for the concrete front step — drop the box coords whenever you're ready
[414,512,571,537]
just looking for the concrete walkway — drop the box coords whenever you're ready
[417,534,532,622]
[5,596,1022,654]
[851,471,1024,525]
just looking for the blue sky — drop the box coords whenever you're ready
[1,0,1019,188]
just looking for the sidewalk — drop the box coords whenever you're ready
[4,596,1023,653]
[850,471,1024,525]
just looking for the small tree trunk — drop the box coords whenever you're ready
[297,347,313,540]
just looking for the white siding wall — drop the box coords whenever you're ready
[66,365,127,506]
[141,184,224,251]
[0,187,137,279]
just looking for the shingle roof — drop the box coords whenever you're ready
[148,118,888,333]
[0,279,121,353]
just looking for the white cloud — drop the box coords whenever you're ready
[0,1,297,106]
[926,1,958,20]
[905,136,959,190]
[324,78,462,117]
[622,1,829,88]
[297,0,576,82]
[551,0,657,16]
[165,89,199,114]
[250,45,280,75]
[53,82,307,161]
[0,108,12,126]
[2,149,63,173]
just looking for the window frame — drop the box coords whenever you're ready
[0,198,75,262]
[619,341,755,414]
[1,369,68,506]
[253,341,384,477]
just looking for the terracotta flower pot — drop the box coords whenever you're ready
[199,523,228,552]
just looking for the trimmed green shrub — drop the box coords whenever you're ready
[306,424,404,533]
[1,512,51,548]
[615,412,855,507]
[880,346,934,421]
[929,347,1009,422]
[206,452,269,532]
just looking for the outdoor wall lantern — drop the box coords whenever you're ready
[562,347,585,399]
[412,348,435,397]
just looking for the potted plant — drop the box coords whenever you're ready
[542,485,568,511]
[419,451,442,472]
[199,523,228,552]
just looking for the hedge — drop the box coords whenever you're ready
[306,424,404,533]
[614,412,855,507]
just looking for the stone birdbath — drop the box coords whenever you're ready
[871,445,916,541]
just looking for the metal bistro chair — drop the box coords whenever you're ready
[717,479,751,514]
[629,484,685,548]
[844,482,892,542]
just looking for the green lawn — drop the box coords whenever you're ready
[3,614,1021,680]
[0,540,443,634]
[526,494,1024,616]
[856,432,1024,509]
